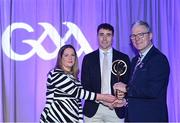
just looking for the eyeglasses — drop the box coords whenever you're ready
[130,32,149,40]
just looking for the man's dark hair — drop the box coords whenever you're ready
[97,23,114,35]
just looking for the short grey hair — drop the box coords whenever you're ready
[131,20,151,32]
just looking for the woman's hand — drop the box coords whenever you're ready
[101,98,127,109]
[96,94,116,103]
[111,98,127,107]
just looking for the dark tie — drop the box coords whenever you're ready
[134,56,142,71]
[130,55,143,82]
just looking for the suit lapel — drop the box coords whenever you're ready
[94,49,101,89]
[141,46,156,65]
[131,46,156,76]
[111,49,120,85]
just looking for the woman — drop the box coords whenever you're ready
[40,44,117,123]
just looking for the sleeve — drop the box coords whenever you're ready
[123,55,131,84]
[49,70,97,101]
[81,55,91,90]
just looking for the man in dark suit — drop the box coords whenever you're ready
[114,20,170,122]
[81,23,130,122]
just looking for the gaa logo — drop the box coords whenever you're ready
[2,22,93,61]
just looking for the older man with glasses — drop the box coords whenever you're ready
[113,20,170,122]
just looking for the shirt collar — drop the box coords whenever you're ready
[139,44,153,60]
[99,48,112,54]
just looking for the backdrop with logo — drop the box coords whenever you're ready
[0,0,180,122]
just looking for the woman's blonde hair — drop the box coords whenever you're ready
[55,44,79,79]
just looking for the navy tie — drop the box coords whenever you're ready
[130,55,143,82]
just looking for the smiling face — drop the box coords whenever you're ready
[61,48,76,72]
[131,25,153,53]
[98,28,113,51]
